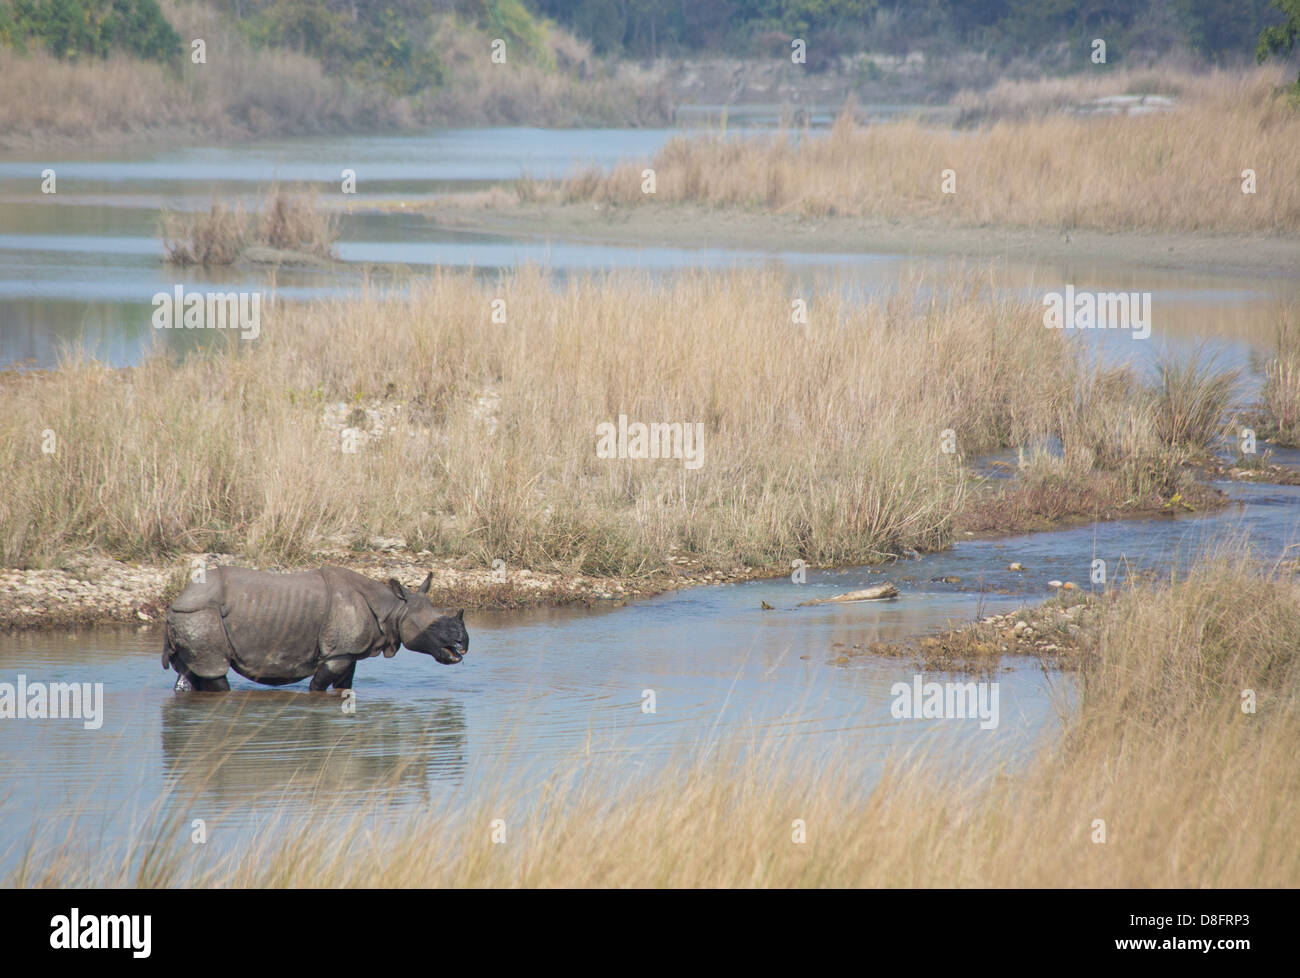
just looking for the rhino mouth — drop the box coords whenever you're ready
[434,645,464,665]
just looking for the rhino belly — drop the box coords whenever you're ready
[221,573,329,683]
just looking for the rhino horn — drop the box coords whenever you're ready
[418,572,433,594]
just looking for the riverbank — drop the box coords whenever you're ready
[0,552,768,630]
[409,197,1300,280]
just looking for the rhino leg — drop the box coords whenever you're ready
[171,660,231,692]
[332,660,356,690]
[165,605,234,691]
[309,657,355,692]
[190,674,231,692]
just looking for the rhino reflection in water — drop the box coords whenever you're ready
[163,566,469,691]
[160,695,469,802]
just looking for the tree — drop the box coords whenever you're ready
[1178,0,1272,59]
[1257,0,1300,86]
[2,0,181,61]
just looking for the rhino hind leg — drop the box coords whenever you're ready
[165,607,234,690]
[188,674,231,692]
[171,667,229,692]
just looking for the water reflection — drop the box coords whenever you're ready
[159,693,468,811]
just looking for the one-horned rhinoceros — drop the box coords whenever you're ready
[162,566,468,691]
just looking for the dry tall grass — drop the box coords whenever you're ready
[1259,305,1300,447]
[0,269,1091,571]
[956,344,1244,533]
[950,62,1228,123]
[0,34,408,151]
[0,270,1247,570]
[1150,349,1239,451]
[14,549,1297,887]
[161,201,248,266]
[162,187,338,264]
[256,187,338,256]
[562,67,1300,233]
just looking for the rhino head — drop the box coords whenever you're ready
[390,573,469,665]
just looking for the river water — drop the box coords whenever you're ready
[1,123,1298,873]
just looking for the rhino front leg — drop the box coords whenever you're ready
[332,661,356,690]
[309,657,354,692]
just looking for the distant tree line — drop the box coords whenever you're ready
[0,0,562,93]
[0,0,181,61]
[3,0,1297,89]
[533,0,1290,66]
[214,0,554,93]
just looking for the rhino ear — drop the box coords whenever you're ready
[418,572,433,594]
[388,578,410,601]
[455,608,464,621]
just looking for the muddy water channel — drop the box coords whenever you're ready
[2,124,1299,872]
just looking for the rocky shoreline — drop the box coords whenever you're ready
[0,549,765,631]
[848,593,1101,673]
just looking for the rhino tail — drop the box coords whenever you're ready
[162,622,174,671]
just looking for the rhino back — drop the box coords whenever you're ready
[220,568,330,682]
[169,573,225,613]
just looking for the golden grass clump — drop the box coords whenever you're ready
[1259,305,1300,447]
[256,187,339,257]
[162,200,249,266]
[1149,349,1239,451]
[162,186,338,264]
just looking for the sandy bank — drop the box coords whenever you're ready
[401,199,1300,279]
